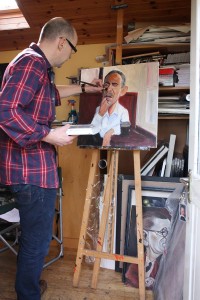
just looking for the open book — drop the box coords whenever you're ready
[66,124,100,135]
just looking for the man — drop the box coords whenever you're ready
[91,70,130,146]
[0,17,102,300]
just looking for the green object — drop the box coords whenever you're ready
[143,198,150,206]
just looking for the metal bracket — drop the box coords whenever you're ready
[111,4,128,10]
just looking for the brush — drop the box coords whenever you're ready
[66,76,99,87]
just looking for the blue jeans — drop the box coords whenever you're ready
[10,184,57,300]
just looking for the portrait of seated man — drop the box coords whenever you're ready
[77,63,158,150]
[91,70,130,147]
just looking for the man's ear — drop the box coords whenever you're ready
[58,38,65,51]
[120,85,128,96]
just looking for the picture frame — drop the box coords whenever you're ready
[115,175,182,272]
[122,185,176,288]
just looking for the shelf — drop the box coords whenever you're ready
[158,114,189,120]
[159,86,190,91]
[109,42,190,61]
[109,42,190,69]
[110,42,190,52]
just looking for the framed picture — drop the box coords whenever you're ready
[115,175,183,273]
[77,62,159,150]
[122,185,176,289]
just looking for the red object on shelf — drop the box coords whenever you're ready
[159,67,175,75]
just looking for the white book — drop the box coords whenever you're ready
[165,134,176,177]
[158,108,190,114]
[66,124,100,135]
[159,103,189,109]
[141,146,169,176]
[160,158,167,177]
[158,96,180,101]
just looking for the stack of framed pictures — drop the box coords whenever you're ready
[115,175,184,290]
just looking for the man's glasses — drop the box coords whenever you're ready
[145,227,168,238]
[65,38,77,53]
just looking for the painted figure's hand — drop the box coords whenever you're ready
[99,97,109,116]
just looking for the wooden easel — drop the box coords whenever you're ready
[73,2,145,298]
[73,149,145,299]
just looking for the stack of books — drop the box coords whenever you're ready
[163,52,190,65]
[158,94,190,115]
[175,63,190,87]
[159,67,178,87]
[158,62,190,115]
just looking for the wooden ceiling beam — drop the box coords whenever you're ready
[0,0,191,51]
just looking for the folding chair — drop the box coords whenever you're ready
[0,186,20,255]
[0,166,64,267]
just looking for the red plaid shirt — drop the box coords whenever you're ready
[0,43,61,188]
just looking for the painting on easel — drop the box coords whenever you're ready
[77,62,159,150]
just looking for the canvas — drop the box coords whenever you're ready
[77,62,159,150]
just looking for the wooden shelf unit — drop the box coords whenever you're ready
[108,41,190,169]
[108,42,190,65]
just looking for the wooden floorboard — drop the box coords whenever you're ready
[0,246,154,300]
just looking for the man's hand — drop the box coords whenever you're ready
[102,128,114,146]
[57,79,103,98]
[42,124,77,146]
[85,79,103,93]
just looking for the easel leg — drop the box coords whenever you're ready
[91,150,119,288]
[133,150,145,300]
[73,149,99,287]
[73,149,145,299]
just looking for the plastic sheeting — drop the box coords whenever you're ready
[84,174,103,264]
[153,183,187,300]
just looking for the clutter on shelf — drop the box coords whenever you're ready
[124,24,190,44]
